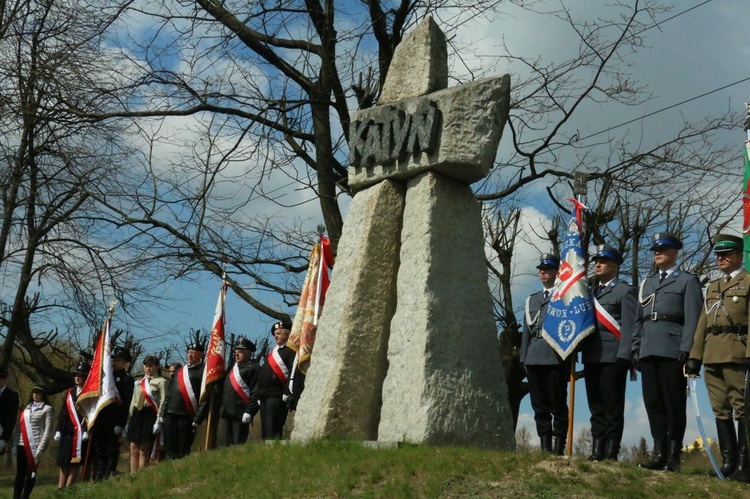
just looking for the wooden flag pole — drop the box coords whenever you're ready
[566,355,576,457]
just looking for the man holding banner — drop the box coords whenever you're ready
[521,253,568,455]
[581,245,637,461]
[633,232,702,472]
[162,339,208,459]
[255,320,302,440]
[220,337,260,446]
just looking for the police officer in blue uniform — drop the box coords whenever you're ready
[581,244,637,461]
[633,232,702,472]
[521,253,569,455]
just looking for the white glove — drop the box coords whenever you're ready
[114,425,123,436]
[152,422,161,435]
[241,413,251,424]
[191,422,198,429]
[82,432,89,441]
[53,432,61,442]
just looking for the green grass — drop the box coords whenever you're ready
[2,441,750,498]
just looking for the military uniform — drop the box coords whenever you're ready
[521,254,568,454]
[687,234,750,479]
[91,348,134,481]
[582,245,637,461]
[0,368,19,456]
[162,360,208,459]
[220,337,260,446]
[633,232,702,472]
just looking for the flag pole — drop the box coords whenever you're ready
[565,194,586,457]
[82,300,117,481]
[204,269,227,451]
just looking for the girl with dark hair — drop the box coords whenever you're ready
[14,385,54,499]
[127,355,166,472]
[54,363,90,489]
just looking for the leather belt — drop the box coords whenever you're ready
[706,325,748,335]
[650,312,683,325]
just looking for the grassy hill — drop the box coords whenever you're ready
[3,441,750,498]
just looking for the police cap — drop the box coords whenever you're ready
[650,232,683,251]
[591,244,624,265]
[536,253,560,270]
[712,233,743,253]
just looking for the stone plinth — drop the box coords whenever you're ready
[377,171,515,449]
[291,180,405,441]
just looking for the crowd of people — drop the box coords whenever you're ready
[0,319,302,497]
[521,231,750,480]
[2,230,749,495]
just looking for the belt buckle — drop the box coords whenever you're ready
[651,312,658,322]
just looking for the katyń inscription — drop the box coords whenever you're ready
[349,102,441,168]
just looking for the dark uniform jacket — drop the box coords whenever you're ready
[0,385,19,443]
[690,269,750,364]
[96,369,134,430]
[255,345,301,398]
[581,280,638,363]
[221,360,260,419]
[56,387,87,433]
[521,290,564,366]
[163,362,209,424]
[633,269,702,359]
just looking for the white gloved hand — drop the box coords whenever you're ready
[241,413,251,424]
[152,422,161,435]
[53,431,61,442]
[114,425,123,436]
[82,432,89,441]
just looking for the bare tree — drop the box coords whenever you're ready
[0,0,148,391]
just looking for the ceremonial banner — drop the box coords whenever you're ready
[541,213,595,360]
[200,280,227,404]
[76,319,118,427]
[288,236,334,375]
[743,136,750,271]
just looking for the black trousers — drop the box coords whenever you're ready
[584,362,628,442]
[259,396,288,440]
[91,423,120,481]
[641,356,687,444]
[526,364,569,438]
[221,417,249,447]
[13,445,36,499]
[163,413,196,459]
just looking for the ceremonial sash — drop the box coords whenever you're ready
[141,377,159,415]
[65,390,84,463]
[19,407,38,471]
[177,367,198,417]
[594,297,621,339]
[267,346,289,388]
[229,364,251,405]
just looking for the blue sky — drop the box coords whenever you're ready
[62,1,750,449]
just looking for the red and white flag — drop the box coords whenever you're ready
[288,236,334,375]
[200,280,227,403]
[76,319,119,428]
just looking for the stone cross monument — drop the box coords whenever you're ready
[292,17,514,449]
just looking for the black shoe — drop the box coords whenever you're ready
[588,438,605,461]
[728,419,750,482]
[553,436,566,456]
[540,434,553,453]
[604,439,620,461]
[663,440,681,472]
[716,418,738,477]
[639,439,667,470]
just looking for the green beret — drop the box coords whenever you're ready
[712,234,743,253]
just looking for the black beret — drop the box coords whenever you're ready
[270,320,292,335]
[112,346,133,362]
[234,337,256,352]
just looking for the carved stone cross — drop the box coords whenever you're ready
[292,17,514,450]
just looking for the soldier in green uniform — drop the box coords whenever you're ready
[686,234,750,480]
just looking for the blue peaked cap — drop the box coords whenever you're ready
[591,244,623,265]
[650,232,683,251]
